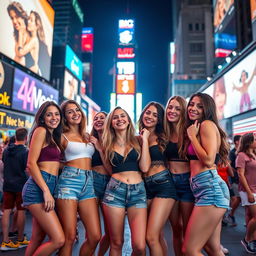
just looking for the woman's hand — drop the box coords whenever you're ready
[43,190,55,212]
[187,120,200,140]
[140,128,150,142]
[247,192,255,203]
[90,136,102,151]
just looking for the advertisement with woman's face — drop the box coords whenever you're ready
[220,50,256,118]
[0,0,54,81]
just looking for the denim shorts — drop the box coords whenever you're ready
[93,171,110,200]
[54,166,96,201]
[171,172,194,202]
[144,169,177,200]
[22,170,57,207]
[190,169,230,209]
[102,177,147,209]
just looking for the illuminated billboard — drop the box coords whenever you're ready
[213,0,237,58]
[64,70,79,100]
[12,68,59,115]
[204,49,256,119]
[116,62,135,75]
[117,47,135,59]
[118,19,135,45]
[82,27,94,52]
[116,74,135,94]
[251,0,256,40]
[0,61,14,109]
[116,94,135,122]
[65,45,83,80]
[0,0,54,80]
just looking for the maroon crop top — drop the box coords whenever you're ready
[37,145,61,163]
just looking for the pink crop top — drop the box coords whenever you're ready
[37,145,61,163]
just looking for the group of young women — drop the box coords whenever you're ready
[21,92,231,256]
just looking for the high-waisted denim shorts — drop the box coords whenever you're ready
[190,169,230,209]
[22,170,57,206]
[93,171,110,200]
[171,172,194,202]
[102,177,147,209]
[54,166,96,201]
[144,169,177,200]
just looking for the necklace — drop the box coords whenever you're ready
[116,141,126,147]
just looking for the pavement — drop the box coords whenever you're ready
[0,206,253,255]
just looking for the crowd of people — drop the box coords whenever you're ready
[0,93,255,255]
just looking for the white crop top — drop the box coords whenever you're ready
[63,134,95,162]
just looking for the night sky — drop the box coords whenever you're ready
[79,0,172,112]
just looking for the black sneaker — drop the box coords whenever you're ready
[241,238,256,254]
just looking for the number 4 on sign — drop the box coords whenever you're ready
[17,77,35,112]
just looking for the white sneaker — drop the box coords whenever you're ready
[221,244,229,254]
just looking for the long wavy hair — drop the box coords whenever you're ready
[30,11,46,43]
[61,100,88,142]
[102,107,140,165]
[7,2,29,42]
[138,102,167,152]
[29,101,62,149]
[182,92,229,164]
[164,96,187,157]
[90,111,108,139]
[238,133,256,159]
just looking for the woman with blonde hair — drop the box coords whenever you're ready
[102,106,150,255]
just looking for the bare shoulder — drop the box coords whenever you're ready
[200,120,217,130]
[33,127,47,138]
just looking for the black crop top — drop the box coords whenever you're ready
[92,149,103,167]
[165,141,188,162]
[149,145,166,164]
[112,148,140,174]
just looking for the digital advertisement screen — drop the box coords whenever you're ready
[63,70,79,100]
[251,0,256,40]
[12,68,59,114]
[205,49,256,119]
[82,27,94,52]
[118,19,135,45]
[116,94,135,122]
[213,0,237,58]
[116,74,135,94]
[116,62,135,75]
[65,45,83,80]
[117,47,135,59]
[0,0,54,80]
[0,61,14,109]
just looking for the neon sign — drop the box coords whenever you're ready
[117,48,135,59]
[116,62,135,75]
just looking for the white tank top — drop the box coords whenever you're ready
[63,134,95,162]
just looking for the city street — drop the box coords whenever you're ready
[0,205,253,255]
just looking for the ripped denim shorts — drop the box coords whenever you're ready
[54,166,96,201]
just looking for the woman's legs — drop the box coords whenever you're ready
[146,198,175,256]
[182,205,226,256]
[78,198,101,256]
[103,204,126,256]
[245,205,256,241]
[127,206,147,256]
[98,202,110,256]
[25,204,65,256]
[56,199,78,256]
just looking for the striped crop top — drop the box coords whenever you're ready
[37,145,61,163]
[165,141,188,162]
[112,148,140,174]
[63,134,95,162]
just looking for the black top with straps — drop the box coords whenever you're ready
[112,148,140,174]
[149,145,166,165]
[165,141,188,162]
[92,149,103,167]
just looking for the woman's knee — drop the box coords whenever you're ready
[64,231,77,245]
[110,238,124,249]
[146,231,159,246]
[132,241,146,255]
[87,232,101,247]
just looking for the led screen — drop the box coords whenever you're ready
[116,62,135,75]
[118,19,135,45]
[251,0,256,40]
[204,49,256,119]
[12,68,59,114]
[0,0,54,80]
[63,70,79,100]
[82,27,94,52]
[116,74,135,94]
[0,61,14,109]
[116,94,134,122]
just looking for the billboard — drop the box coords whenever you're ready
[213,0,237,58]
[63,70,79,100]
[12,68,59,114]
[117,47,135,59]
[82,27,94,52]
[65,45,83,80]
[0,61,14,109]
[116,62,135,75]
[118,19,135,45]
[251,0,256,40]
[0,0,54,80]
[116,74,135,94]
[204,49,256,119]
[116,94,135,122]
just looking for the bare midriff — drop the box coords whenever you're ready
[38,161,60,176]
[64,158,92,170]
[112,171,143,184]
[92,165,109,175]
[144,164,166,177]
[190,160,216,178]
[168,161,190,174]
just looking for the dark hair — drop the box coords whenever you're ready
[233,135,241,144]
[15,128,28,141]
[183,92,229,163]
[90,111,108,139]
[240,70,249,83]
[30,11,46,42]
[138,101,167,152]
[29,101,62,149]
[7,2,29,41]
[238,133,256,159]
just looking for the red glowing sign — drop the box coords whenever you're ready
[82,28,94,52]
[117,48,135,59]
